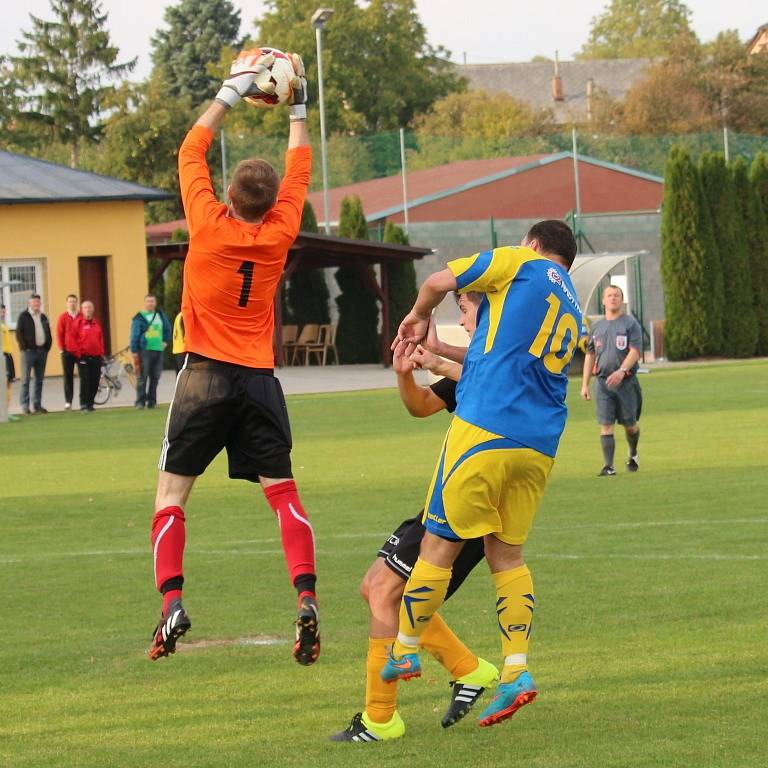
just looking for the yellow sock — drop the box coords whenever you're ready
[365,637,399,724]
[493,565,535,683]
[393,558,452,656]
[420,612,478,679]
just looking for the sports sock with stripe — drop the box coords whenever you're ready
[420,612,478,679]
[493,565,535,683]
[365,637,399,723]
[263,480,316,593]
[393,558,452,657]
[151,506,186,605]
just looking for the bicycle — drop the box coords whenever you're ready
[93,347,137,406]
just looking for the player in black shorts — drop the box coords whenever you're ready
[332,292,498,744]
[148,60,319,666]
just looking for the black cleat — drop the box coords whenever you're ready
[293,595,320,666]
[441,658,498,728]
[626,456,639,472]
[148,599,191,660]
[598,465,616,476]
[442,682,488,727]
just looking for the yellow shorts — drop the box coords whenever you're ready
[423,415,554,545]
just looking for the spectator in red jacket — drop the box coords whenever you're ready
[56,294,80,410]
[74,301,105,412]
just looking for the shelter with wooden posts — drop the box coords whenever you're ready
[146,222,431,366]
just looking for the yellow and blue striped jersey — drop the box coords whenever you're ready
[447,245,583,458]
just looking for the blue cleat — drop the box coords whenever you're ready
[380,650,422,683]
[478,671,537,727]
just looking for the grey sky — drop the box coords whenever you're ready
[2,0,765,81]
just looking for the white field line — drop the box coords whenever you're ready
[1,517,767,565]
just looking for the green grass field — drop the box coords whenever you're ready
[1,360,767,768]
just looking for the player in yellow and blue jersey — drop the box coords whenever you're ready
[381,220,582,729]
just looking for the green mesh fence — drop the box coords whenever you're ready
[223,129,768,192]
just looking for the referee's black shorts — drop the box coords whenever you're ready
[159,353,292,482]
[378,514,485,599]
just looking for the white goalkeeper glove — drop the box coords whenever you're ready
[215,49,276,109]
[287,53,308,121]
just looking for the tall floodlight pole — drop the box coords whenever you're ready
[312,8,335,235]
[221,129,228,196]
[571,127,582,252]
[399,127,410,235]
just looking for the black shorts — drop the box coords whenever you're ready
[159,353,292,482]
[377,514,485,599]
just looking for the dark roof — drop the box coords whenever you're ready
[289,231,431,269]
[0,150,173,204]
[147,231,432,269]
[457,59,651,123]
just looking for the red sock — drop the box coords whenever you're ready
[263,480,316,588]
[151,506,186,596]
[162,589,183,613]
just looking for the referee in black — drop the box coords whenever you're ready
[581,285,643,476]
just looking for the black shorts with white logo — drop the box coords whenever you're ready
[159,353,292,482]
[377,514,485,599]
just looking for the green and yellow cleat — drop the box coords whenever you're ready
[330,711,405,743]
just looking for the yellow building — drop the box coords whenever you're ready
[0,151,172,376]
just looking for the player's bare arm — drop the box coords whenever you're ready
[424,317,467,364]
[393,339,447,417]
[393,268,458,347]
[409,344,462,382]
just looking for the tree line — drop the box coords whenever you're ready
[662,149,768,359]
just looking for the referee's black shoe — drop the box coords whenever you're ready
[598,465,616,476]
[148,598,191,660]
[294,594,320,666]
[626,456,639,472]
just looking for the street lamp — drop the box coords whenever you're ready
[312,7,334,235]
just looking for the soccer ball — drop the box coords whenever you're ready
[244,47,296,109]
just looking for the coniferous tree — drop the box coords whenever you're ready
[382,222,418,338]
[10,0,136,166]
[699,153,757,357]
[152,0,241,106]
[286,202,331,326]
[733,158,768,355]
[661,147,713,359]
[335,196,379,363]
[688,151,727,354]
[751,153,768,215]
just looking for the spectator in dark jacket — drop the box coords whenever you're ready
[15,294,52,415]
[56,293,80,410]
[74,301,105,412]
[129,294,171,409]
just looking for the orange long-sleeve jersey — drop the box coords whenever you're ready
[178,124,311,368]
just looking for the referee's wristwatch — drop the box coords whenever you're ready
[619,366,629,377]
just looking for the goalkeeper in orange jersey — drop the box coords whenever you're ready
[331,292,499,743]
[148,49,320,666]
